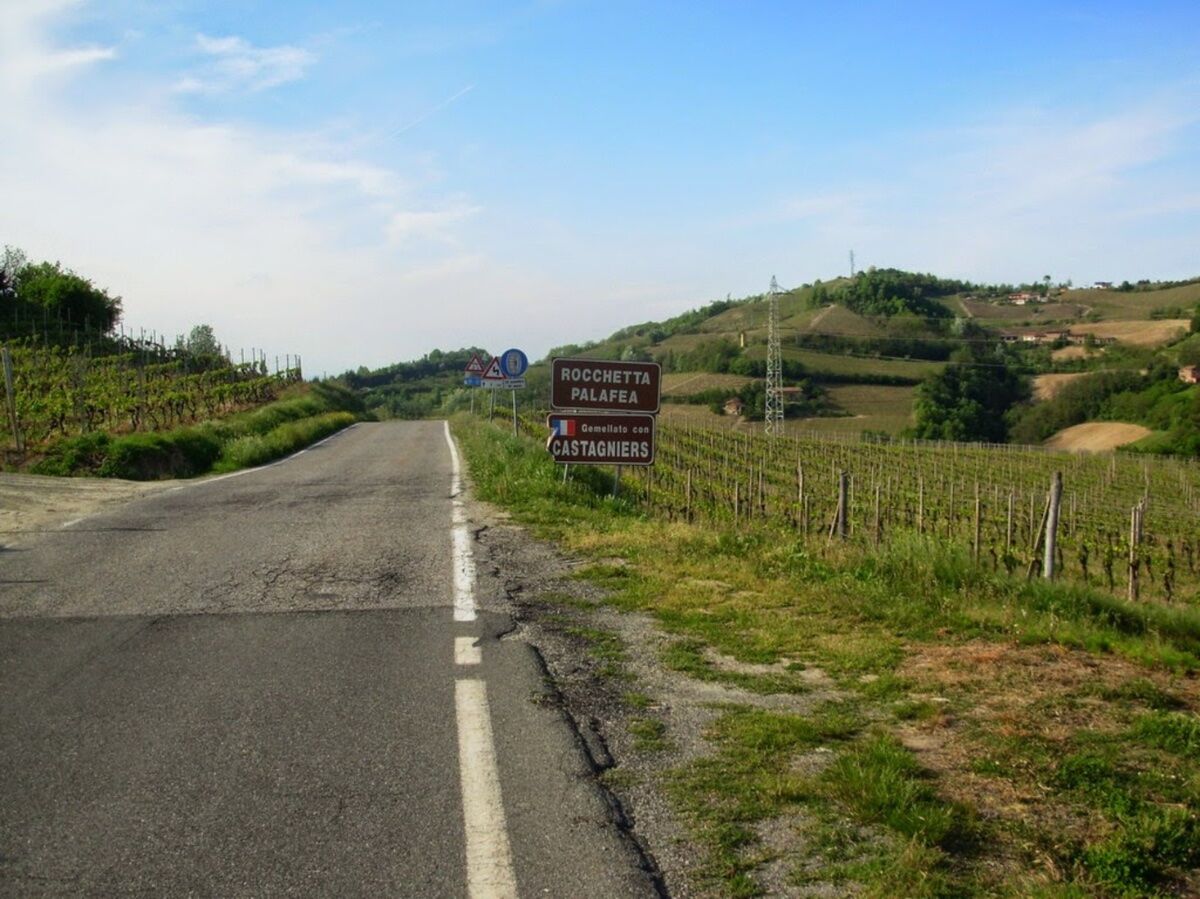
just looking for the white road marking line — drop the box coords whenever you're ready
[445,421,477,621]
[455,678,518,899]
[444,418,464,497]
[60,518,83,529]
[455,636,482,666]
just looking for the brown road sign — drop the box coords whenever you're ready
[550,358,661,413]
[546,413,656,466]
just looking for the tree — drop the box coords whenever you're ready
[912,332,1029,443]
[184,324,222,357]
[0,246,26,298]
[12,260,122,332]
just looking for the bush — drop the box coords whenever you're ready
[97,428,222,479]
[214,411,355,471]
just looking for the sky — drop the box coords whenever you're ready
[3,1,1199,376]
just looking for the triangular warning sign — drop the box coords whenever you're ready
[464,354,485,374]
[480,356,505,380]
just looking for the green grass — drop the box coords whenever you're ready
[450,415,1200,895]
[1130,711,1200,759]
[563,624,631,680]
[628,717,670,752]
[661,639,809,695]
[821,733,976,850]
[668,705,860,895]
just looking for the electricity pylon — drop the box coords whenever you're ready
[764,276,784,437]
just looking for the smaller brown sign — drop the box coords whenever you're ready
[550,358,661,413]
[546,413,656,466]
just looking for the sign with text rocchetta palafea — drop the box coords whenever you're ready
[546,413,656,466]
[549,358,661,413]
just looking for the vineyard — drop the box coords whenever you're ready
[511,411,1200,605]
[1,340,303,450]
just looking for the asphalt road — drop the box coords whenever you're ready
[0,421,655,897]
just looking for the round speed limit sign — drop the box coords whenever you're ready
[500,348,528,378]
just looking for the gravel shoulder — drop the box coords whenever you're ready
[0,473,172,542]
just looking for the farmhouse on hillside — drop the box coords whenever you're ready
[723,397,745,416]
[1180,366,1200,384]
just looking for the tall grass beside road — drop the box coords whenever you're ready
[452,413,1200,897]
[31,383,365,479]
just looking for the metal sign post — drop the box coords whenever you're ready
[463,353,486,415]
[499,348,528,437]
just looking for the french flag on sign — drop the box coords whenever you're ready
[551,419,576,437]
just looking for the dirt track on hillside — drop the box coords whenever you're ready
[1069,319,1188,347]
[1044,421,1151,452]
[1032,372,1091,401]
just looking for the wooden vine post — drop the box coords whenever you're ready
[833,470,848,541]
[1129,501,1144,602]
[1043,472,1063,580]
[2,345,22,452]
[972,481,982,564]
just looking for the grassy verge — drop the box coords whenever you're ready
[452,414,1200,896]
[31,382,366,479]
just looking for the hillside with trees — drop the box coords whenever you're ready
[355,266,1200,453]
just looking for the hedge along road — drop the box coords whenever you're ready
[0,420,655,898]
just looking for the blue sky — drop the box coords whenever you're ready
[3,1,1199,375]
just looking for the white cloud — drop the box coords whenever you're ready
[387,203,483,245]
[727,95,1200,287]
[0,1,116,92]
[173,33,315,93]
[0,6,519,374]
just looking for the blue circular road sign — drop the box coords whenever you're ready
[499,348,528,378]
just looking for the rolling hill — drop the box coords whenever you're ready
[353,269,1200,448]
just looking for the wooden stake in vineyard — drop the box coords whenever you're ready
[1006,489,1014,554]
[685,468,693,523]
[2,345,23,452]
[830,470,848,541]
[972,482,982,564]
[1129,500,1144,602]
[874,483,882,547]
[1044,471,1063,580]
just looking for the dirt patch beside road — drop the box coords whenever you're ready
[0,473,169,540]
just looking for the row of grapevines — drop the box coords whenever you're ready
[2,343,301,445]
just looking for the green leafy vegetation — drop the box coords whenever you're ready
[1,246,122,345]
[342,347,490,419]
[910,328,1030,442]
[823,267,967,319]
[31,383,364,479]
